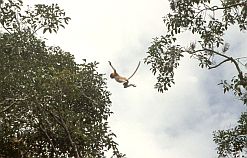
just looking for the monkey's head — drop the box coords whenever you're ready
[110,73,115,79]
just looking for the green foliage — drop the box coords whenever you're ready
[0,0,71,34]
[144,0,247,93]
[144,36,183,92]
[0,0,124,157]
[219,76,247,104]
[144,0,247,157]
[213,112,247,157]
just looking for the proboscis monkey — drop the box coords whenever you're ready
[109,61,140,88]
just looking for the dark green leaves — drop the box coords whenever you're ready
[145,0,247,157]
[0,0,23,33]
[0,1,71,34]
[25,3,71,34]
[0,1,124,157]
[219,76,247,104]
[0,32,124,158]
[213,112,247,157]
[144,36,184,92]
[145,0,246,95]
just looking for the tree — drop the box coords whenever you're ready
[213,112,247,157]
[0,0,124,157]
[144,0,247,157]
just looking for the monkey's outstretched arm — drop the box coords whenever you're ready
[108,61,117,73]
[128,61,141,80]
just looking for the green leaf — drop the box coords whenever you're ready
[43,28,48,33]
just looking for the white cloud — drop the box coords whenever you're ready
[25,0,247,157]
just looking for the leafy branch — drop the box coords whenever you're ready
[193,48,244,80]
[47,109,80,158]
[39,123,56,151]
[0,98,26,114]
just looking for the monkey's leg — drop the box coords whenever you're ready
[123,82,136,88]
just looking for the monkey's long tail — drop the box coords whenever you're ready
[128,61,141,80]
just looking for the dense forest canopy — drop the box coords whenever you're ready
[0,0,124,157]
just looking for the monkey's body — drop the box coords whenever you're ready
[110,73,136,88]
[108,61,140,88]
[112,74,128,83]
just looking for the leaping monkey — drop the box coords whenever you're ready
[108,61,140,88]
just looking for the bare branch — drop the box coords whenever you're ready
[235,57,247,60]
[235,58,247,67]
[194,48,244,80]
[209,58,231,69]
[194,2,246,18]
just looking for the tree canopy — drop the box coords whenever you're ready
[0,0,124,157]
[144,0,247,157]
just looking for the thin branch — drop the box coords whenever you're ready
[212,2,246,11]
[209,58,231,69]
[0,101,16,113]
[48,110,80,158]
[235,57,247,60]
[31,25,44,36]
[39,124,55,151]
[0,98,26,114]
[194,48,244,80]
[60,118,80,158]
[194,2,246,18]
[0,24,11,34]
[236,58,247,67]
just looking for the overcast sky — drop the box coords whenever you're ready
[26,0,246,157]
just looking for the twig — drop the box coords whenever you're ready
[60,118,80,158]
[0,98,26,114]
[195,48,244,80]
[0,24,11,34]
[194,2,246,18]
[209,58,231,69]
[31,25,44,36]
[0,101,16,113]
[212,2,246,11]
[235,57,247,60]
[48,110,80,158]
[39,124,55,151]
